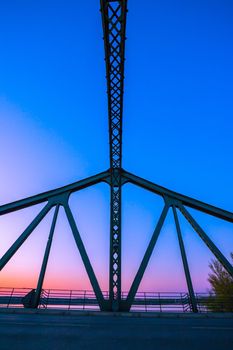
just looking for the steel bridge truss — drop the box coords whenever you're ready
[1,169,233,312]
[1,0,233,312]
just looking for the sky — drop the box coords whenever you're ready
[0,0,233,295]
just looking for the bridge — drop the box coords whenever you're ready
[0,0,233,315]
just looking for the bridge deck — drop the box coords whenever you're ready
[0,312,233,350]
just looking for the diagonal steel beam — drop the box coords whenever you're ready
[63,203,107,310]
[0,170,110,216]
[32,204,60,308]
[123,204,169,310]
[0,203,52,271]
[172,206,198,313]
[179,205,233,277]
[122,170,233,223]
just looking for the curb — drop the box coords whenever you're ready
[0,308,233,319]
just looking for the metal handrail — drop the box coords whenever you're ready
[1,288,232,313]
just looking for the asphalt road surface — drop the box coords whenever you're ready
[0,312,232,350]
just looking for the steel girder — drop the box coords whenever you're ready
[101,0,127,310]
[101,0,127,170]
[172,206,198,313]
[32,204,59,308]
[121,170,233,223]
[0,170,110,216]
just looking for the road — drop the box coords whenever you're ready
[0,312,232,350]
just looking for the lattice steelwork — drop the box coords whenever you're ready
[101,0,127,309]
[0,0,233,313]
[101,0,126,170]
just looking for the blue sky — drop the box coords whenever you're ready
[0,0,233,292]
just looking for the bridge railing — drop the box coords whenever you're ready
[121,291,192,312]
[0,288,32,308]
[195,293,233,313]
[0,288,232,312]
[39,289,109,311]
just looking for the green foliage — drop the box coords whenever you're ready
[207,253,233,312]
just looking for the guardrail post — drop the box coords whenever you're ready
[7,288,14,308]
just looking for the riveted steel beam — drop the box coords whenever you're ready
[178,205,233,278]
[123,204,169,311]
[122,170,233,223]
[0,171,110,216]
[172,206,198,313]
[64,203,107,310]
[101,0,127,310]
[0,203,52,271]
[32,205,60,308]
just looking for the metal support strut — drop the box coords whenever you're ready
[172,206,198,312]
[32,205,60,308]
[101,0,127,310]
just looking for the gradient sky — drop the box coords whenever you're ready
[0,0,233,294]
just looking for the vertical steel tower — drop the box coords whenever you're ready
[101,0,127,311]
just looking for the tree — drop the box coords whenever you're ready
[207,253,233,312]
